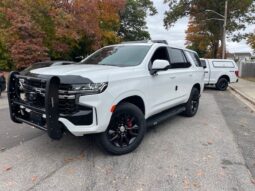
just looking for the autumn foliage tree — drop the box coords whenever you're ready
[0,0,126,70]
[164,0,255,58]
[247,33,255,51]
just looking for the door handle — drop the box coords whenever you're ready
[170,76,176,79]
[189,74,193,77]
[204,71,209,73]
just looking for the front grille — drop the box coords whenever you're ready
[20,78,77,115]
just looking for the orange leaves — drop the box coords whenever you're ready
[247,33,255,50]
[0,0,125,69]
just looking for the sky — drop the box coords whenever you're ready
[146,1,255,53]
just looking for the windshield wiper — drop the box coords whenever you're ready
[99,64,120,67]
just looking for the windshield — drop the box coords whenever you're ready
[80,45,151,67]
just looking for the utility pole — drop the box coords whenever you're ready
[205,1,228,59]
[222,0,228,59]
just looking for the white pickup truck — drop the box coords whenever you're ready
[200,59,239,91]
[8,41,204,155]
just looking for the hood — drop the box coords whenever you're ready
[29,64,122,82]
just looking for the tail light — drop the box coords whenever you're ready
[235,70,239,77]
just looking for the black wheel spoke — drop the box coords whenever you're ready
[119,135,124,147]
[129,130,138,137]
[123,135,130,145]
[129,124,139,130]
[110,134,118,142]
[107,112,141,148]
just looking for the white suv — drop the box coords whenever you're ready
[8,41,204,155]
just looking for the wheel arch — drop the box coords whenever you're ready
[116,95,145,115]
[218,75,230,82]
[192,83,201,93]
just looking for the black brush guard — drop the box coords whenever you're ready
[7,72,63,140]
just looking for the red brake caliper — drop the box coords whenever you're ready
[127,118,132,129]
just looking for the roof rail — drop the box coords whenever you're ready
[121,40,168,45]
[121,40,149,44]
[151,40,168,45]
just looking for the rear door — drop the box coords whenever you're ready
[167,48,193,101]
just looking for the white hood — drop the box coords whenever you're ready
[30,64,122,82]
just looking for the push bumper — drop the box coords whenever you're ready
[8,72,64,139]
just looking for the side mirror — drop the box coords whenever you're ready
[201,61,207,69]
[152,59,170,70]
[150,59,170,75]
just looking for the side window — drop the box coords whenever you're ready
[151,47,170,63]
[185,51,202,67]
[167,48,190,69]
[200,60,207,68]
[187,51,202,67]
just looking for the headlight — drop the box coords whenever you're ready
[70,82,108,95]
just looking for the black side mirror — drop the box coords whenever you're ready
[201,61,207,68]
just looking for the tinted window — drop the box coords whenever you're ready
[187,52,201,67]
[168,48,190,68]
[151,47,170,63]
[81,45,150,67]
[168,48,186,63]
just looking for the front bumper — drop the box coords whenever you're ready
[8,72,64,139]
[7,72,110,139]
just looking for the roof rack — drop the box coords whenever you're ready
[121,40,168,45]
[151,40,168,45]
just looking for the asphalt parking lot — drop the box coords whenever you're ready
[0,90,255,191]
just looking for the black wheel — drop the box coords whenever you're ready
[0,87,2,97]
[97,103,146,155]
[216,78,228,91]
[183,88,200,117]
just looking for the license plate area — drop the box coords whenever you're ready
[30,111,45,127]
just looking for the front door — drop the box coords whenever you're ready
[146,47,177,115]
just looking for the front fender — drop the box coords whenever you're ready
[112,90,148,118]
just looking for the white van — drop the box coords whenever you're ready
[200,59,239,91]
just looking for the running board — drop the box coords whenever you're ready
[146,105,186,127]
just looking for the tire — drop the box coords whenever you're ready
[97,103,146,155]
[216,78,228,91]
[183,88,200,117]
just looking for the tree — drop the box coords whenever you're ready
[185,17,210,58]
[164,0,255,58]
[247,32,255,51]
[0,0,49,69]
[0,0,125,69]
[119,0,157,41]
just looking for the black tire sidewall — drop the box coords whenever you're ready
[184,88,200,117]
[97,103,146,155]
[216,78,228,91]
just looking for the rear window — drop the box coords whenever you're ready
[212,61,235,68]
